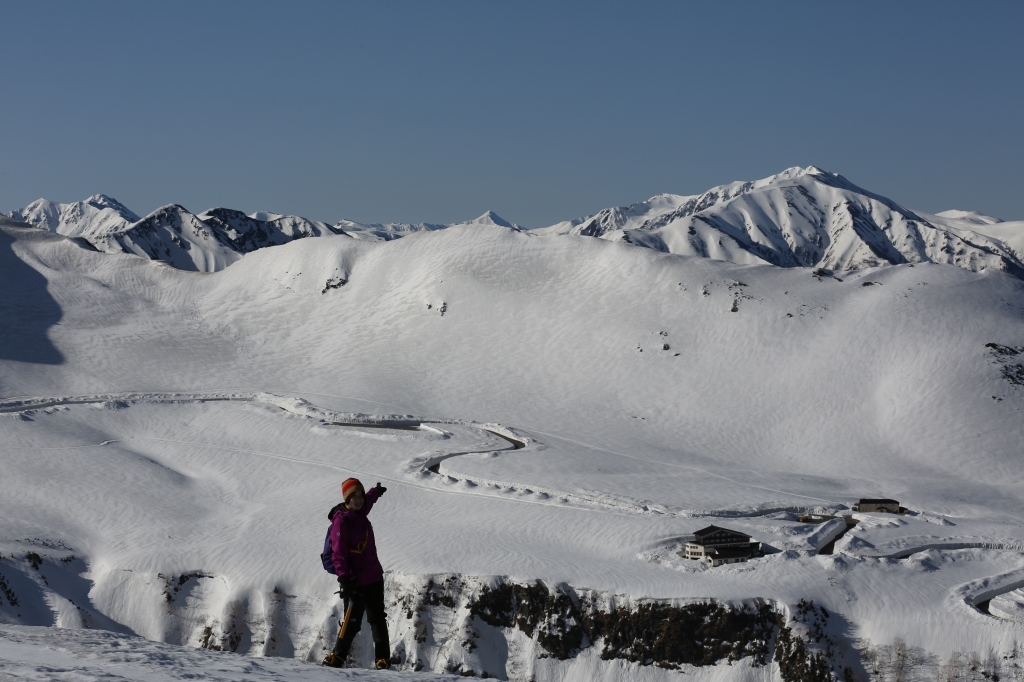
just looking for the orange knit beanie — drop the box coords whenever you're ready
[341,478,364,501]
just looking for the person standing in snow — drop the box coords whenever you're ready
[322,477,391,670]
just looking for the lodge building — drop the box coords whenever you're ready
[683,525,762,567]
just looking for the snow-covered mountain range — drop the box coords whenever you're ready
[10,167,1022,276]
[9,198,522,272]
[10,198,348,272]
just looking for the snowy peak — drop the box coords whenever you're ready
[534,167,1023,278]
[84,194,140,221]
[535,168,848,241]
[86,204,232,272]
[9,195,139,239]
[453,211,520,230]
[10,198,63,230]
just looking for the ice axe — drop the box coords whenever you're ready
[336,604,354,644]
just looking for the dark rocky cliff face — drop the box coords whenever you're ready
[334,574,791,678]
[466,579,775,666]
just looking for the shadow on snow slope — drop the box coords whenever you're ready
[0,227,64,366]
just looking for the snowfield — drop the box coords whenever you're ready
[0,623,460,682]
[2,169,1024,680]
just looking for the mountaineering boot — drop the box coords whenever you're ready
[321,652,344,668]
[375,658,391,670]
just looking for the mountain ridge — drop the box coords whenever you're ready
[534,166,1024,278]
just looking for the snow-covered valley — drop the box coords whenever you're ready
[2,169,1024,680]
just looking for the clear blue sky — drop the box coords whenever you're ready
[2,1,1021,226]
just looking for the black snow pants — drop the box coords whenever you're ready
[332,579,389,663]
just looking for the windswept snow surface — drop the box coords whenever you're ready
[0,622,769,682]
[0,624,459,682]
[1,196,1024,679]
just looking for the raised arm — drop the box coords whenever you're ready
[362,482,386,515]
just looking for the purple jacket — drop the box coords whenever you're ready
[328,487,384,585]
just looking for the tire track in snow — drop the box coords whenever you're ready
[1,393,650,519]
[2,391,828,520]
[3,392,672,518]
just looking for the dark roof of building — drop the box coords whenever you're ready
[858,498,899,504]
[708,546,753,559]
[693,525,751,539]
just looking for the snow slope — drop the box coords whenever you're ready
[0,624,459,681]
[2,193,1024,679]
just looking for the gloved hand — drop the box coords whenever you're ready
[374,482,387,496]
[337,576,357,599]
